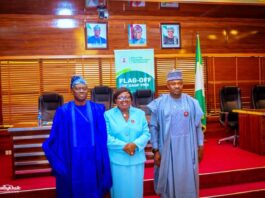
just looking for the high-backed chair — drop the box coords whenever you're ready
[38,93,64,123]
[133,89,154,115]
[91,86,113,110]
[252,84,265,109]
[218,86,242,146]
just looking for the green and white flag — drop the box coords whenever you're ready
[195,34,207,130]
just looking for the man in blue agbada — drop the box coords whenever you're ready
[147,70,204,198]
[42,76,112,198]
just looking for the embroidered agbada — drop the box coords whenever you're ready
[43,101,112,198]
[147,94,204,198]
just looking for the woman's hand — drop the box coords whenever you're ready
[123,143,137,156]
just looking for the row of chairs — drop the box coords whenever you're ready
[218,84,265,146]
[91,86,154,114]
[38,86,155,123]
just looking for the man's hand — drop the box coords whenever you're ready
[198,146,204,163]
[153,151,161,167]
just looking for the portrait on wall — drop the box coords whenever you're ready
[85,0,106,8]
[160,23,181,49]
[129,1,145,7]
[160,2,179,8]
[85,0,98,8]
[85,22,108,49]
[128,24,147,47]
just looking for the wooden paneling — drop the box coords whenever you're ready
[214,57,237,82]
[1,0,265,57]
[8,126,52,178]
[1,0,265,126]
[206,56,265,113]
[238,112,265,155]
[0,15,265,56]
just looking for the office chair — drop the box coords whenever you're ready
[252,84,265,109]
[38,93,64,123]
[133,89,154,115]
[91,86,113,110]
[218,86,242,146]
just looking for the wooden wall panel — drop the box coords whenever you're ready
[214,57,237,82]
[262,58,265,83]
[1,15,265,56]
[237,57,259,81]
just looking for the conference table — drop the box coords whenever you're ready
[233,109,265,155]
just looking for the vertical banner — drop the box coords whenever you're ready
[195,33,207,131]
[114,49,155,93]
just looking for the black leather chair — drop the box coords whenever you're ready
[38,93,64,123]
[91,86,113,110]
[252,84,265,109]
[133,89,154,115]
[218,86,242,146]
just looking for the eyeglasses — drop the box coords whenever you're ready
[73,87,88,92]
[117,96,131,102]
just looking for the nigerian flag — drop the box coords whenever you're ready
[195,34,207,130]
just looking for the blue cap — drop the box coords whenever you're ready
[71,75,87,88]
[167,70,182,81]
[94,25,101,31]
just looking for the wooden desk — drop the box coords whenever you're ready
[233,109,265,155]
[8,126,52,178]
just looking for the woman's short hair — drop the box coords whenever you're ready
[113,87,133,104]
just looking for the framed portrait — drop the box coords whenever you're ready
[85,0,98,8]
[160,23,181,49]
[129,1,145,7]
[85,0,106,8]
[160,2,179,8]
[128,24,147,47]
[85,22,108,49]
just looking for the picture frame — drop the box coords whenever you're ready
[129,1,145,7]
[128,24,147,47]
[85,22,108,49]
[160,2,179,8]
[85,0,106,8]
[85,0,98,8]
[160,23,181,49]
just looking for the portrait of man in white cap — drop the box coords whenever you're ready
[161,24,180,48]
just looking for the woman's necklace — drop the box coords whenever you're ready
[122,111,129,120]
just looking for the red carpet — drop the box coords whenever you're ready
[199,138,265,173]
[1,138,265,197]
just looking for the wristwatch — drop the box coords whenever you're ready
[152,148,159,154]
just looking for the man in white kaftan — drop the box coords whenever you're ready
[147,70,204,198]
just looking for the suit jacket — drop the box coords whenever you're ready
[104,106,150,166]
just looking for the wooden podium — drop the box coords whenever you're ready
[233,109,265,155]
[8,124,52,178]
